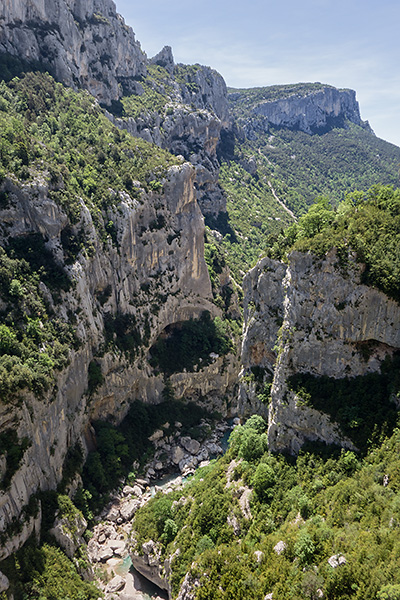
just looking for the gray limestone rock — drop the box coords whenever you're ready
[172,446,185,465]
[240,85,372,136]
[180,437,201,455]
[149,430,164,442]
[105,575,125,594]
[150,45,175,74]
[120,500,140,522]
[0,571,10,594]
[176,571,201,600]
[106,507,120,523]
[0,158,235,558]
[241,251,400,454]
[273,541,286,555]
[49,510,87,559]
[328,554,347,568]
[99,548,114,562]
[0,0,147,105]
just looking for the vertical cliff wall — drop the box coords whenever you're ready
[240,252,400,454]
[0,159,240,560]
[0,0,147,103]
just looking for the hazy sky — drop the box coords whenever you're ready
[115,0,400,148]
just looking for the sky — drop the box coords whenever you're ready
[115,0,400,148]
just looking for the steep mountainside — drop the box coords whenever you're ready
[127,189,400,600]
[0,73,239,562]
[1,2,400,598]
[240,186,400,454]
[0,0,146,103]
[227,83,400,212]
[241,252,400,453]
[218,84,400,275]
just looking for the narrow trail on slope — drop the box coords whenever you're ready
[267,180,297,221]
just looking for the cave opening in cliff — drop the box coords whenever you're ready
[148,311,232,376]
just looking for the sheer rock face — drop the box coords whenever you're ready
[110,102,227,218]
[130,540,172,598]
[240,252,400,454]
[1,2,231,218]
[235,86,372,137]
[0,0,147,103]
[0,163,239,559]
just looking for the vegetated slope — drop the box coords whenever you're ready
[214,83,400,275]
[228,83,400,216]
[212,162,294,279]
[1,9,400,600]
[0,70,180,398]
[0,64,244,576]
[245,124,400,216]
[131,416,400,600]
[268,184,400,303]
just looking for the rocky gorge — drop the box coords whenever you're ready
[0,1,399,599]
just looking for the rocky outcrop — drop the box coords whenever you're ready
[240,252,400,453]
[0,159,238,558]
[130,539,172,598]
[230,85,372,136]
[1,1,232,218]
[254,87,369,134]
[107,56,231,219]
[111,102,227,219]
[142,419,228,480]
[0,0,146,104]
[49,505,87,559]
[176,571,201,600]
[150,46,175,74]
[0,571,9,594]
[0,501,42,561]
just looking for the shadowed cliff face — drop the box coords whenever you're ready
[0,0,147,103]
[240,252,400,454]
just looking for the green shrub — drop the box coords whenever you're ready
[253,462,276,501]
[0,541,99,599]
[87,360,103,395]
[196,535,215,554]
[294,531,315,565]
[378,584,400,600]
[149,311,233,375]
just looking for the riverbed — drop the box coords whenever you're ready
[90,419,236,599]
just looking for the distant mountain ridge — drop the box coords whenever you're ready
[229,82,372,135]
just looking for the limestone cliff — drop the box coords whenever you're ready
[0,0,146,104]
[108,54,231,219]
[0,3,239,560]
[0,0,232,219]
[0,161,238,560]
[240,252,400,454]
[229,83,372,136]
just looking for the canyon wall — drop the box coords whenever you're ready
[240,252,400,454]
